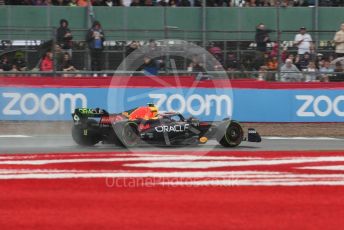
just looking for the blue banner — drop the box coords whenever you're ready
[1,87,344,122]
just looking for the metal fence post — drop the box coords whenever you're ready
[52,26,57,75]
[201,0,206,48]
[314,0,319,51]
[276,0,281,81]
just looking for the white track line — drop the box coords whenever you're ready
[0,170,344,186]
[263,136,342,140]
[126,156,344,169]
[0,155,263,165]
[0,135,31,138]
[300,165,344,171]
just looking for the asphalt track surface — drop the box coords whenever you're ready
[1,135,344,153]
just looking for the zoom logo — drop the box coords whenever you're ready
[296,95,344,117]
[149,93,232,117]
[2,92,87,116]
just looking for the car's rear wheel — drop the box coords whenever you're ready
[120,122,140,147]
[111,131,125,147]
[218,121,243,147]
[72,120,100,146]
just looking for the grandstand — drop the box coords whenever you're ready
[0,2,344,81]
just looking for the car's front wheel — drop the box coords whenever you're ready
[217,121,244,147]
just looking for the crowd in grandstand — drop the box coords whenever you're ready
[203,23,344,82]
[1,0,344,7]
[1,16,344,82]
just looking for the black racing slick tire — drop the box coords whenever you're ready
[218,121,244,147]
[72,120,100,146]
[112,132,125,147]
[119,122,140,148]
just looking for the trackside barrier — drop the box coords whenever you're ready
[1,76,344,122]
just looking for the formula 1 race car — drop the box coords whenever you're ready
[71,104,261,148]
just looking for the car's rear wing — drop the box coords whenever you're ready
[72,108,108,122]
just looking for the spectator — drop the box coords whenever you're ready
[0,56,11,71]
[247,0,257,6]
[241,54,255,71]
[208,42,222,56]
[10,63,20,72]
[295,52,311,70]
[56,19,73,57]
[281,46,289,63]
[308,44,317,60]
[230,0,246,6]
[53,0,67,5]
[319,59,334,73]
[293,27,313,55]
[333,62,344,81]
[256,0,271,6]
[13,51,27,71]
[300,0,315,6]
[146,39,160,57]
[257,65,268,81]
[286,53,296,63]
[294,54,304,70]
[62,52,77,72]
[225,53,240,71]
[253,51,266,70]
[130,0,141,6]
[14,0,33,4]
[328,54,335,63]
[194,0,202,6]
[334,23,344,58]
[143,0,154,6]
[168,0,177,7]
[206,0,215,6]
[75,0,88,6]
[315,53,324,67]
[40,51,53,72]
[92,0,104,6]
[303,61,319,82]
[255,23,273,52]
[33,0,46,5]
[319,59,334,82]
[142,56,159,76]
[280,58,303,82]
[319,0,333,6]
[69,0,78,6]
[188,55,205,73]
[103,0,116,7]
[54,44,64,71]
[126,41,140,57]
[121,0,131,6]
[218,0,228,6]
[103,0,122,6]
[178,0,191,6]
[266,56,278,71]
[86,20,105,72]
[208,44,223,68]
[157,0,168,6]
[145,39,164,68]
[125,41,142,71]
[269,42,279,57]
